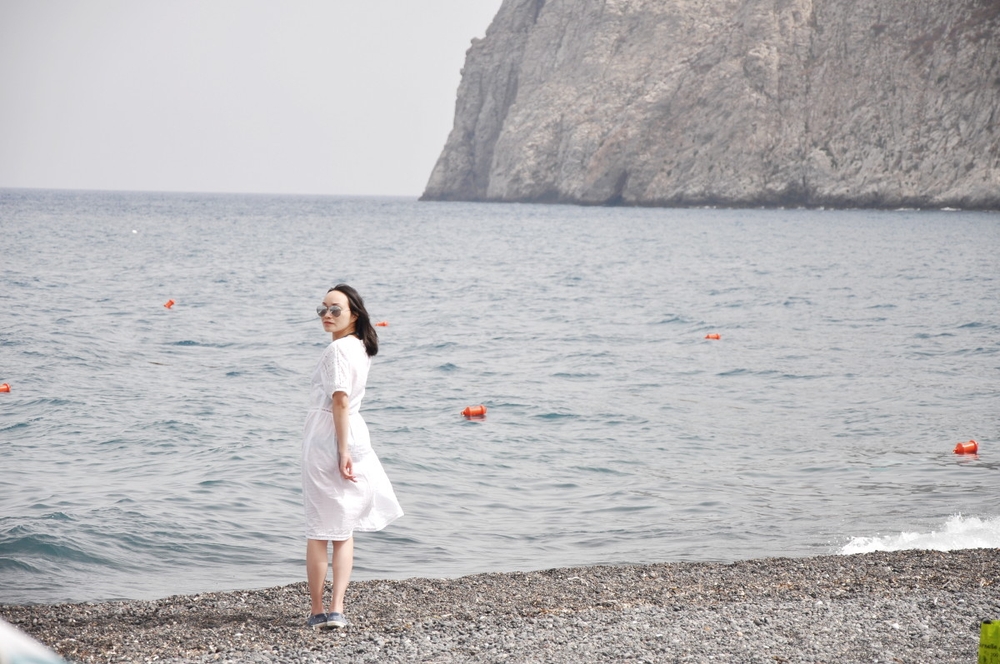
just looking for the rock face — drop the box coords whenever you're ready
[422,0,1000,208]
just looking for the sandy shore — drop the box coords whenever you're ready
[2,549,998,663]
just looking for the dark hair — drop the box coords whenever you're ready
[328,284,378,357]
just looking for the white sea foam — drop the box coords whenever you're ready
[840,515,1000,554]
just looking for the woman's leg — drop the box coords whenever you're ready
[306,539,330,615]
[329,536,354,614]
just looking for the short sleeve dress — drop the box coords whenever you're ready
[302,335,403,541]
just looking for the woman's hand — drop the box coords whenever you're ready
[339,453,356,482]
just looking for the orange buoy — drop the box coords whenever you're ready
[164,299,175,309]
[0,383,9,393]
[462,404,487,418]
[375,321,389,327]
[705,333,721,340]
[954,440,978,455]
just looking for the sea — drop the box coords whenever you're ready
[1,189,998,605]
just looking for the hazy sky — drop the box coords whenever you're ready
[0,1,504,196]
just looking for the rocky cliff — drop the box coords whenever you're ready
[422,0,1000,208]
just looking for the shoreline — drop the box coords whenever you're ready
[3,549,998,663]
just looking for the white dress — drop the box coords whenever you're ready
[302,335,403,540]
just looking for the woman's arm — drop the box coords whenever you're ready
[332,391,356,482]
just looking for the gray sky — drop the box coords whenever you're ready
[0,1,503,196]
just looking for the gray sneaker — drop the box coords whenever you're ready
[325,612,349,629]
[307,613,328,630]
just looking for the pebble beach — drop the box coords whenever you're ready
[3,549,998,663]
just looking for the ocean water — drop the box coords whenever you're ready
[1,190,998,605]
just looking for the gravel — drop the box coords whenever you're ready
[3,549,998,663]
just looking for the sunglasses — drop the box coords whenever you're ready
[316,304,344,318]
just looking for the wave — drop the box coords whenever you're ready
[839,514,1000,554]
[0,532,112,566]
[168,340,236,348]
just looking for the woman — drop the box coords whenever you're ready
[302,284,403,630]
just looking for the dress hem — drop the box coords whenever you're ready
[305,511,404,542]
